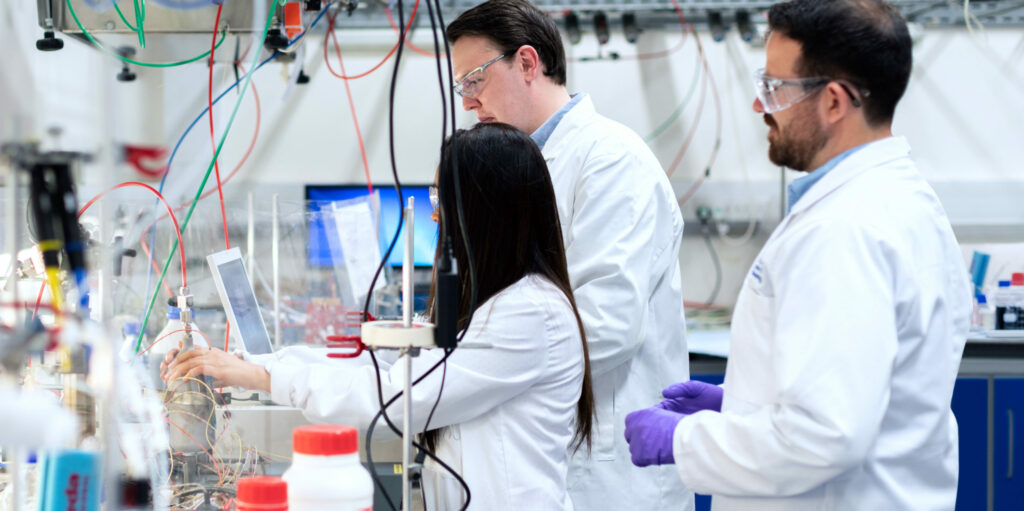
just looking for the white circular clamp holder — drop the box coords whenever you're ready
[360,320,435,349]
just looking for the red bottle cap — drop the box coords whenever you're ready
[236,476,287,511]
[1013,273,1024,286]
[293,425,359,456]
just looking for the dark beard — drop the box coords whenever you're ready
[765,110,828,171]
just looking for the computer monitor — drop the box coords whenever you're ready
[207,247,274,355]
[305,185,438,268]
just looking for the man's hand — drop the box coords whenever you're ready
[624,406,686,467]
[162,347,270,392]
[656,380,723,414]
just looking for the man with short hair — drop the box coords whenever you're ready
[623,1,971,509]
[447,1,693,509]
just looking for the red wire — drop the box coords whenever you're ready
[135,73,261,286]
[327,11,374,195]
[664,0,723,203]
[208,4,232,353]
[78,182,188,288]
[385,6,444,58]
[322,0,422,80]
[33,281,46,319]
[163,416,224,482]
[139,235,176,298]
[168,72,262,215]
[1,301,62,313]
[135,327,212,358]
[666,50,709,178]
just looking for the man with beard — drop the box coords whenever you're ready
[623,0,971,509]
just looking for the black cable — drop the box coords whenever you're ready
[432,0,477,345]
[359,0,410,505]
[701,228,722,306]
[359,0,473,508]
[365,347,470,508]
[421,0,449,437]
[422,349,448,435]
[360,0,407,324]
[424,0,447,148]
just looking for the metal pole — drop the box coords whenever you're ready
[272,194,280,349]
[402,347,413,511]
[401,198,416,509]
[247,191,255,284]
[5,164,19,318]
[403,198,414,328]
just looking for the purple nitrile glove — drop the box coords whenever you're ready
[657,380,723,414]
[624,406,686,467]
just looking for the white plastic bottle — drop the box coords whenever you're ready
[147,297,208,389]
[118,321,144,364]
[974,294,995,332]
[283,425,374,511]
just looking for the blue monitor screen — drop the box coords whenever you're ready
[306,185,438,267]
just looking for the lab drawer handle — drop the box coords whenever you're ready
[1010,408,1015,480]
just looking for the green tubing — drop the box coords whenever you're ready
[112,2,137,31]
[67,0,227,68]
[112,0,146,48]
[135,0,280,353]
[132,0,146,48]
[643,52,704,143]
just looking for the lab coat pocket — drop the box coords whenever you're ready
[726,261,778,406]
[593,376,616,461]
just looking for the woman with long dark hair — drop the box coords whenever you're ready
[163,123,594,510]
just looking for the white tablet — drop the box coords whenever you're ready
[206,247,273,355]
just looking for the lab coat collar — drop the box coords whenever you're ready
[786,136,911,217]
[540,94,597,162]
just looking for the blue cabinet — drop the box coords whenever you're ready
[690,374,724,511]
[995,378,1024,510]
[952,378,989,511]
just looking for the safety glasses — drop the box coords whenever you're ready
[753,68,869,114]
[453,54,507,99]
[429,185,439,209]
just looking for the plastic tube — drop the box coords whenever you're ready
[208,3,233,352]
[323,0,422,80]
[326,11,373,194]
[45,268,65,315]
[78,181,188,288]
[643,52,702,143]
[66,0,227,68]
[135,0,281,353]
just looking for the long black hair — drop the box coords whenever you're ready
[425,122,594,453]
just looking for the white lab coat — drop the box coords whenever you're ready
[543,95,693,510]
[672,137,972,510]
[253,275,585,511]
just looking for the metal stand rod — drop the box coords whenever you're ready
[4,165,20,317]
[401,198,418,509]
[272,194,280,349]
[403,198,414,329]
[402,347,413,510]
[247,192,255,284]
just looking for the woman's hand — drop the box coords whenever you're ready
[161,347,270,392]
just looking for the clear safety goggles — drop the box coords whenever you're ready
[453,54,507,99]
[429,185,439,209]
[753,68,869,114]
